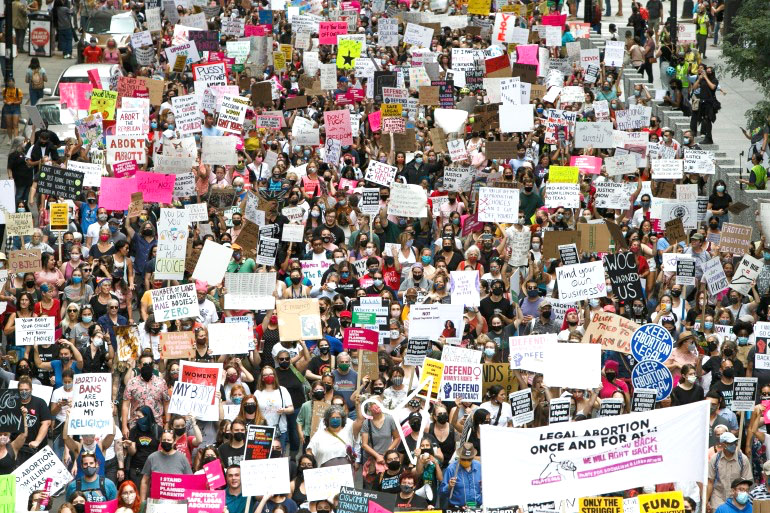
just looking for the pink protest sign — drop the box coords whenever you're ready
[59,83,93,109]
[350,88,365,102]
[319,21,348,45]
[135,171,175,204]
[87,68,101,89]
[112,160,138,178]
[343,327,379,352]
[244,24,272,36]
[203,459,227,489]
[324,109,353,146]
[543,14,567,28]
[99,177,138,210]
[335,93,353,105]
[516,44,539,65]
[85,499,117,513]
[339,178,358,192]
[368,501,390,513]
[340,1,361,10]
[570,155,602,175]
[185,489,226,513]
[368,111,381,132]
[151,472,208,500]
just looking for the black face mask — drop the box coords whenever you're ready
[319,346,330,354]
[174,427,186,437]
[541,310,552,319]
[244,403,258,414]
[324,383,334,392]
[436,413,449,424]
[161,441,174,452]
[387,460,401,471]
[140,364,154,382]
[373,386,384,395]
[74,504,85,513]
[723,368,735,378]
[233,432,246,442]
[313,390,325,400]
[605,372,616,382]
[25,280,35,288]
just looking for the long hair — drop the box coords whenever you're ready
[237,394,266,425]
[117,481,141,513]
[10,136,25,154]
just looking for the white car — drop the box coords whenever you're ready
[77,10,139,63]
[49,63,124,97]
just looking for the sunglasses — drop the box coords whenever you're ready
[277,357,290,362]
[68,309,78,313]
[109,306,119,309]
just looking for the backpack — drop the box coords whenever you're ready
[75,477,108,502]
[30,70,44,89]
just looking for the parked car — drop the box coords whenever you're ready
[48,63,124,97]
[76,10,139,63]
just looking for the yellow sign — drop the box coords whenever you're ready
[88,89,118,121]
[638,492,685,513]
[380,103,403,118]
[173,54,187,73]
[549,165,580,183]
[419,358,444,396]
[467,0,491,15]
[49,203,69,232]
[280,44,293,64]
[336,39,362,69]
[273,51,286,71]
[579,497,622,513]
[539,0,549,14]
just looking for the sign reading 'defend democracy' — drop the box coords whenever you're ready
[630,324,673,363]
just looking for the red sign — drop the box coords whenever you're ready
[112,160,138,178]
[343,327,379,352]
[151,473,208,500]
[30,27,50,46]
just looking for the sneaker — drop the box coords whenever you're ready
[64,54,72,59]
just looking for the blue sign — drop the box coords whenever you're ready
[630,323,674,363]
[631,360,673,401]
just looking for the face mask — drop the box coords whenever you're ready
[98,214,108,222]
[738,336,749,346]
[683,137,691,145]
[262,374,275,384]
[227,373,238,383]
[233,432,246,442]
[243,402,258,414]
[590,299,601,308]
[311,210,320,218]
[140,364,154,382]
[400,484,414,494]
[459,460,472,470]
[671,289,681,298]
[527,289,539,298]
[484,348,496,358]
[725,442,737,453]
[19,390,31,401]
[723,368,735,378]
[161,441,174,452]
[72,275,83,285]
[83,466,98,477]
[373,386,384,395]
[99,234,109,242]
[737,492,750,505]
[605,372,616,381]
[291,277,301,285]
[278,360,290,369]
[339,363,350,372]
[329,417,342,428]
[313,389,325,400]
[392,377,403,386]
[151,121,158,130]
[373,279,383,287]
[686,375,697,385]
[174,427,186,437]
[541,310,552,319]
[704,321,714,330]
[524,186,533,193]
[716,185,726,193]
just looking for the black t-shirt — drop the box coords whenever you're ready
[479,296,514,324]
[714,0,724,21]
[395,494,429,511]
[307,355,334,377]
[671,384,705,406]
[703,356,745,380]
[21,396,51,442]
[275,367,307,410]
[129,427,159,471]
[218,443,245,468]
[377,470,403,494]
[35,344,58,386]
[710,379,735,410]
[708,192,732,212]
[313,223,346,246]
[9,151,32,186]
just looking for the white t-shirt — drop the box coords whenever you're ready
[307,421,357,466]
[254,387,293,433]
[480,400,513,427]
[50,386,74,422]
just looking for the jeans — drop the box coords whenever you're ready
[29,88,43,105]
[713,20,721,44]
[637,60,653,83]
[604,0,611,16]
[58,27,73,56]
[285,410,300,453]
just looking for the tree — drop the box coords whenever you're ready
[720,0,770,127]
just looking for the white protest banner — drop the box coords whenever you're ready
[185,203,208,223]
[448,139,469,162]
[172,94,202,134]
[15,316,54,345]
[543,340,601,389]
[443,166,474,192]
[165,40,200,65]
[207,322,251,355]
[580,48,600,70]
[480,400,709,507]
[225,272,276,310]
[388,182,428,218]
[365,160,397,186]
[492,12,515,43]
[151,282,200,322]
[155,155,195,174]
[282,223,305,243]
[216,94,250,134]
[409,303,465,341]
[557,261,607,301]
[301,259,334,288]
[174,172,196,198]
[509,334,553,374]
[403,23,433,47]
[241,458,291,496]
[660,201,698,231]
[130,30,153,48]
[450,270,480,307]
[574,122,614,148]
[12,446,73,511]
[107,136,147,164]
[202,135,238,166]
[499,104,534,133]
[440,361,483,402]
[604,40,625,67]
[155,208,189,280]
[509,229,531,266]
[67,373,113,435]
[8,380,53,403]
[703,256,729,297]
[478,187,520,223]
[441,345,482,364]
[304,465,355,501]
[179,360,223,421]
[651,159,683,180]
[169,380,217,417]
[226,40,250,64]
[67,160,102,187]
[545,183,580,208]
[604,154,637,176]
[378,17,399,46]
[730,254,763,296]
[115,108,146,137]
[192,239,233,285]
[594,182,631,210]
[684,149,715,175]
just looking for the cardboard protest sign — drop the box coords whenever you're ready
[160,331,195,359]
[582,312,638,354]
[276,298,321,341]
[719,223,752,255]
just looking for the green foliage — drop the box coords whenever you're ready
[720,0,770,125]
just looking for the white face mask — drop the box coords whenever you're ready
[687,375,697,384]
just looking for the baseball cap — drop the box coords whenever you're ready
[340,310,352,319]
[691,233,704,240]
[720,432,738,444]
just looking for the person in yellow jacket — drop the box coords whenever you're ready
[696,6,709,58]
